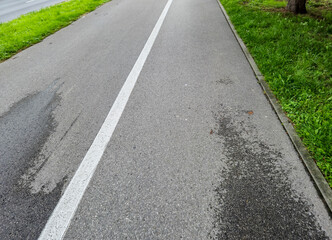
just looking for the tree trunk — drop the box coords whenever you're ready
[287,0,307,14]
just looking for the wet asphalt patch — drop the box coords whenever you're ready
[210,106,328,239]
[0,80,64,239]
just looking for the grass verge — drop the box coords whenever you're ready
[219,0,332,186]
[0,0,110,61]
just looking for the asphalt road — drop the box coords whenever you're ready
[0,0,331,239]
[0,0,66,23]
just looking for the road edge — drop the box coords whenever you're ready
[215,0,332,213]
[0,0,111,63]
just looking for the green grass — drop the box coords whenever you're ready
[219,0,332,186]
[0,0,110,61]
[245,0,287,8]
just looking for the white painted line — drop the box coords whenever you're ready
[26,0,37,3]
[38,0,173,239]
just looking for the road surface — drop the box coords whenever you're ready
[0,0,66,23]
[0,0,331,239]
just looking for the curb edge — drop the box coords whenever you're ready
[215,0,332,213]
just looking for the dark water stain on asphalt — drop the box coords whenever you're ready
[209,108,328,239]
[0,79,65,240]
[217,76,233,85]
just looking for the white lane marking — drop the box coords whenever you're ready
[26,0,37,3]
[38,0,173,239]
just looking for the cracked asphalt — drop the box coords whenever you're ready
[0,0,331,239]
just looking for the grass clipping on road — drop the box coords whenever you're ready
[0,0,110,61]
[219,0,332,186]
